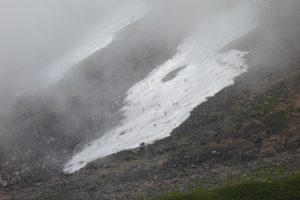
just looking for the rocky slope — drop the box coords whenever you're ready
[0,7,186,184]
[1,37,299,200]
[0,0,253,184]
[1,1,300,199]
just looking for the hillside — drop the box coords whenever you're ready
[1,36,300,200]
[1,1,300,200]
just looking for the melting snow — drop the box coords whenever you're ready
[64,0,260,173]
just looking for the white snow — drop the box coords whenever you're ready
[64,0,260,173]
[42,0,151,86]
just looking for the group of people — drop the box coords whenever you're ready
[216,58,246,71]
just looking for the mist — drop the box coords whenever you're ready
[0,0,149,113]
[0,0,300,183]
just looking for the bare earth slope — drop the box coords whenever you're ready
[1,2,300,199]
[1,40,300,200]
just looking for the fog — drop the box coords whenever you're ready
[0,0,300,182]
[0,0,241,96]
[0,0,149,112]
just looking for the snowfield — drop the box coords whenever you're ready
[64,0,260,173]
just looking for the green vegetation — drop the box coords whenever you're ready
[153,174,300,200]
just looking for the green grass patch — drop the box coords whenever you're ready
[153,174,300,200]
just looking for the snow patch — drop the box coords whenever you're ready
[64,0,259,173]
[64,50,248,173]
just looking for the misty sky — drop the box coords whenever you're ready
[0,0,147,95]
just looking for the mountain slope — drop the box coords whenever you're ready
[64,1,258,173]
[1,33,300,200]
[1,1,300,199]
